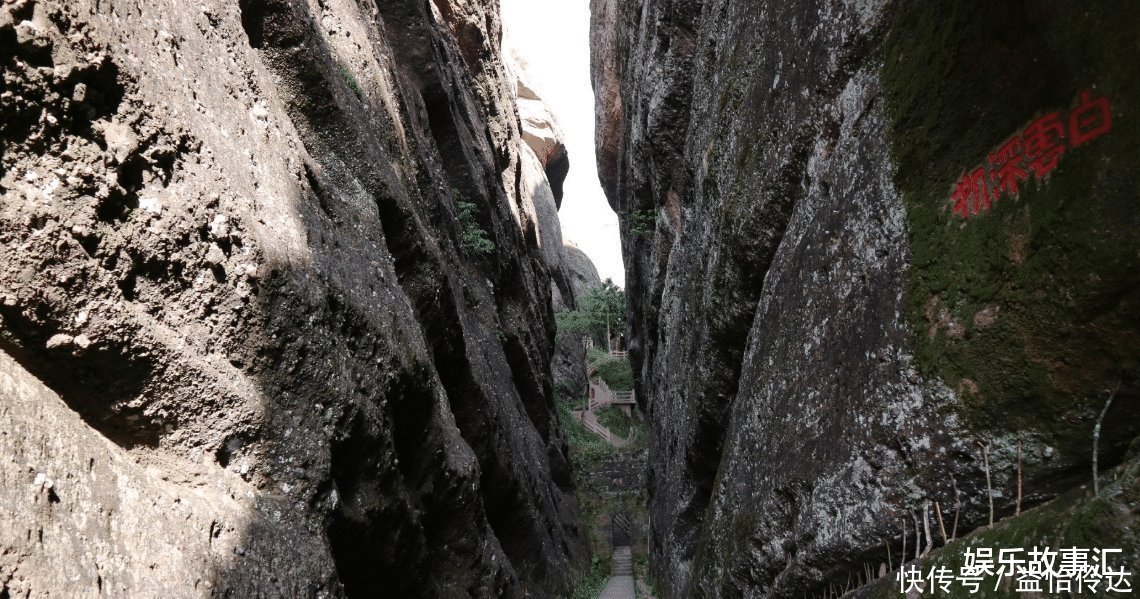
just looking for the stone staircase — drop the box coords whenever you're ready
[598,546,635,599]
[611,545,633,575]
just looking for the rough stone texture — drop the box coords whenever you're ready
[506,50,570,207]
[598,546,636,599]
[592,1,1140,597]
[0,0,587,595]
[854,446,1140,599]
[552,329,588,403]
[581,451,648,501]
[518,143,563,276]
[500,52,589,407]
[552,243,603,402]
[562,243,602,300]
[0,350,339,597]
[502,51,568,281]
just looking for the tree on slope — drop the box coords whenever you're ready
[555,279,626,353]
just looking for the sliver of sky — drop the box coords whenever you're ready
[501,0,625,287]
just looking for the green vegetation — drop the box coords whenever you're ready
[881,2,1140,452]
[457,200,496,255]
[587,346,609,363]
[867,455,1140,598]
[560,396,651,597]
[573,491,652,596]
[629,208,657,238]
[593,357,634,392]
[596,406,632,439]
[633,552,661,598]
[557,280,626,349]
[558,402,617,467]
[561,345,649,596]
[337,61,363,99]
[568,553,611,599]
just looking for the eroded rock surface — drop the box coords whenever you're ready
[552,243,602,402]
[561,244,602,302]
[592,1,1140,597]
[506,50,570,207]
[1,0,587,595]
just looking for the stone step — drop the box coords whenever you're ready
[611,546,634,575]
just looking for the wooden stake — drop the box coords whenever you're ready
[950,472,961,541]
[1093,384,1120,497]
[979,442,994,528]
[934,500,948,545]
[922,501,934,557]
[1016,439,1023,516]
[912,510,921,560]
[900,518,906,572]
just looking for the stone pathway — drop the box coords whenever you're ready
[598,546,635,599]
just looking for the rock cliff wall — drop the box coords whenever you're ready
[552,243,602,402]
[592,1,1140,597]
[0,0,586,596]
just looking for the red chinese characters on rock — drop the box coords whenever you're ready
[951,167,993,218]
[1022,111,1066,177]
[948,89,1112,220]
[1069,90,1112,147]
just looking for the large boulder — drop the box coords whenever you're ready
[506,50,570,206]
[562,243,603,300]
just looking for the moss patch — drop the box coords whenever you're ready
[866,457,1139,598]
[597,406,633,439]
[594,357,635,392]
[587,346,610,363]
[882,2,1140,458]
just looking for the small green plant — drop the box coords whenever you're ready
[633,553,662,598]
[569,553,611,599]
[629,208,657,238]
[457,200,496,255]
[337,61,363,99]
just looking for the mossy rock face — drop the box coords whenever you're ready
[858,456,1140,599]
[883,2,1140,463]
